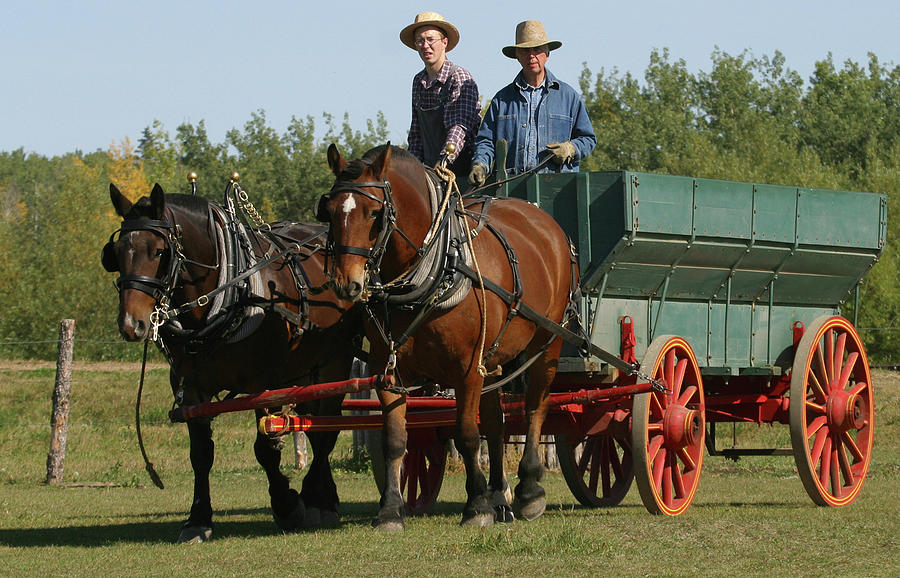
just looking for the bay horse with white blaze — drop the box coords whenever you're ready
[103,183,359,542]
[317,144,577,529]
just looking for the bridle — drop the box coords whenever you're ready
[102,212,185,306]
[315,178,400,276]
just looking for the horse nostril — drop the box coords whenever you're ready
[348,281,362,299]
[134,320,147,340]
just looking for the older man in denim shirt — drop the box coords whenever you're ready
[470,20,596,186]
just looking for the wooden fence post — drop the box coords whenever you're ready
[46,318,75,485]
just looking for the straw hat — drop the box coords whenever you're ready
[502,20,562,58]
[400,12,460,51]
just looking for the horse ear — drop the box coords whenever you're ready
[150,183,166,220]
[109,183,132,217]
[327,143,347,177]
[370,142,392,179]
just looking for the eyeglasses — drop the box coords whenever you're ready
[415,36,444,48]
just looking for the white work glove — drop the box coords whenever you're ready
[546,141,577,165]
[469,163,488,187]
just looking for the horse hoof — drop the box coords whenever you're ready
[460,512,495,528]
[273,499,306,532]
[372,519,405,533]
[513,496,546,521]
[302,507,322,529]
[318,509,340,528]
[177,525,212,543]
[494,504,515,524]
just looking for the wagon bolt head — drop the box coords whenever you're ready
[187,171,198,183]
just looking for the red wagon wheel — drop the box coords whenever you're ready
[368,426,449,515]
[556,429,634,507]
[790,315,874,507]
[632,335,705,516]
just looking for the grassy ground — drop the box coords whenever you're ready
[0,364,898,575]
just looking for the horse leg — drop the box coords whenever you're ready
[480,388,513,523]
[254,409,304,532]
[457,375,495,527]
[372,388,408,532]
[178,417,215,543]
[512,340,562,521]
[299,395,343,528]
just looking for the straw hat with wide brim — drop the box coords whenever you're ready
[502,20,562,58]
[400,12,460,51]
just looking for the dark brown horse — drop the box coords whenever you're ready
[317,144,576,529]
[103,183,359,542]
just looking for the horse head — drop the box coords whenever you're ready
[104,183,178,341]
[104,183,218,342]
[319,143,429,302]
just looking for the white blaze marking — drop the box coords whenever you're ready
[341,195,356,227]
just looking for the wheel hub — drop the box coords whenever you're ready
[826,388,867,432]
[663,404,703,449]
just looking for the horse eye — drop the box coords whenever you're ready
[154,248,166,258]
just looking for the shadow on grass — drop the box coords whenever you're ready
[0,502,386,547]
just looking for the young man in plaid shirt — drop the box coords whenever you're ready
[400,12,480,186]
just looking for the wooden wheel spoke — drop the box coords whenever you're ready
[600,442,612,495]
[829,444,841,497]
[588,442,602,493]
[814,343,829,392]
[664,350,677,395]
[652,447,667,489]
[807,415,828,437]
[810,426,829,466]
[806,400,827,416]
[677,446,697,472]
[818,436,833,487]
[650,393,665,417]
[609,440,624,478]
[576,439,593,474]
[848,381,868,398]
[807,367,828,403]
[671,456,686,499]
[661,454,673,504]
[824,330,835,385]
[648,435,665,462]
[677,384,698,407]
[836,352,859,392]
[672,358,688,401]
[833,332,847,381]
[841,431,864,463]
[836,437,854,489]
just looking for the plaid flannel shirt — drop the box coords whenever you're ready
[407,59,480,164]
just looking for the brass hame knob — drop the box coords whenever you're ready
[230,171,240,183]
[187,171,198,183]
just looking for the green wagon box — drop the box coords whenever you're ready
[497,170,887,375]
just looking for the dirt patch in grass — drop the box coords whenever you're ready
[0,359,168,372]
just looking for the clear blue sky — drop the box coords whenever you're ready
[2,0,897,157]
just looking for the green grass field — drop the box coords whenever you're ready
[1,363,898,576]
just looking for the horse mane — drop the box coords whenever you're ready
[338,145,421,181]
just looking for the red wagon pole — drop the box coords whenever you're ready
[169,375,383,422]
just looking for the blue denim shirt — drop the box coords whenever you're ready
[472,68,596,174]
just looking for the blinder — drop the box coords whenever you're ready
[314,193,331,223]
[101,217,181,302]
[101,238,118,272]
